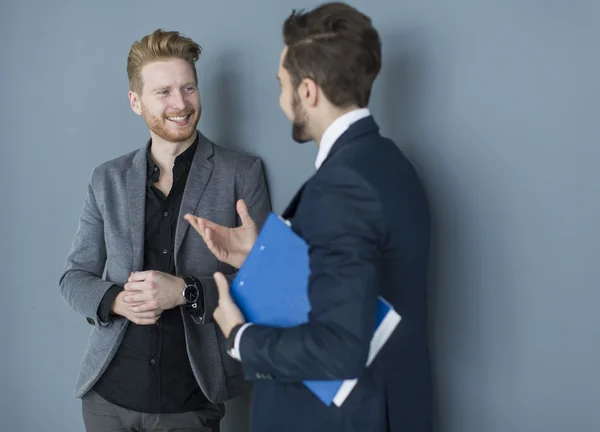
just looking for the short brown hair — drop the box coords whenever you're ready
[127,29,202,94]
[282,2,381,108]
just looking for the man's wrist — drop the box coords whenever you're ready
[177,277,186,306]
[99,285,123,321]
[227,322,253,360]
[110,292,122,315]
[227,323,244,351]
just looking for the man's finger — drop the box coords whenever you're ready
[198,219,210,240]
[123,300,145,308]
[192,215,217,233]
[237,199,254,227]
[129,302,159,313]
[131,309,160,318]
[204,228,218,250]
[184,214,200,231]
[123,292,150,303]
[132,317,158,326]
[205,230,226,260]
[213,272,232,303]
[124,281,147,291]
[184,214,219,245]
[183,214,198,227]
[128,271,151,282]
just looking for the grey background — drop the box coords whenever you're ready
[1,1,598,431]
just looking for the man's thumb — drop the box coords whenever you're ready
[237,199,254,226]
[213,272,232,302]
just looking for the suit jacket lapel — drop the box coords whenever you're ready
[127,148,148,271]
[282,117,380,222]
[282,182,307,221]
[174,132,215,260]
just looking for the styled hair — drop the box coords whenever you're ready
[127,29,202,94]
[282,2,381,108]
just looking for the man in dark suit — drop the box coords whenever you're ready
[185,3,432,431]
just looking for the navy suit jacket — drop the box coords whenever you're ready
[239,116,432,432]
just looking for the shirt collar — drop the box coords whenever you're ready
[315,108,371,170]
[146,133,199,183]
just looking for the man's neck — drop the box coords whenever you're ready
[314,105,361,146]
[149,130,197,174]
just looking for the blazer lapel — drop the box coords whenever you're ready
[281,182,307,221]
[127,148,148,271]
[282,117,380,221]
[174,132,215,260]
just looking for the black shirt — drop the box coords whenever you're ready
[94,137,210,413]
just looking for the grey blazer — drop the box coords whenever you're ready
[59,132,271,403]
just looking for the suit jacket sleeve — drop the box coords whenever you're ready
[195,158,272,323]
[238,166,384,381]
[59,168,117,327]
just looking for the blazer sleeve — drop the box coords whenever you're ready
[196,158,272,323]
[59,168,117,328]
[238,166,385,381]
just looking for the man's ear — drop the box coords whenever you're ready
[128,90,142,116]
[299,77,319,108]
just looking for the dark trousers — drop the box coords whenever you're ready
[82,391,224,432]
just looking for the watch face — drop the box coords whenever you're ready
[184,285,199,303]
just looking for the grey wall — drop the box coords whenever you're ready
[1,1,598,431]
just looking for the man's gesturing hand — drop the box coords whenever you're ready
[184,199,257,269]
[212,272,246,338]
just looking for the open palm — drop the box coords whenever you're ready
[184,199,257,269]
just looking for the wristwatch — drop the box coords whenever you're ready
[182,276,201,310]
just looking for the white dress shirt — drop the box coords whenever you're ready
[314,108,371,170]
[228,108,371,361]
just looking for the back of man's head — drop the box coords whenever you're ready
[282,2,382,109]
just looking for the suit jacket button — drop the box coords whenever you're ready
[86,317,95,325]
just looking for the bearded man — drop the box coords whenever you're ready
[59,28,271,432]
